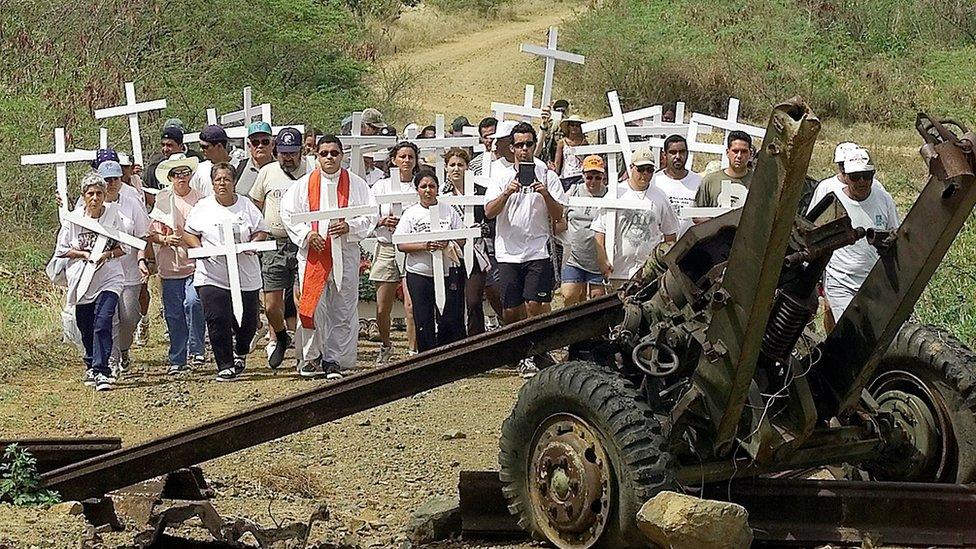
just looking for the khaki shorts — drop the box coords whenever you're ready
[369,242,403,283]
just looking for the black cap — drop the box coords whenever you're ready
[553,99,570,111]
[199,125,228,144]
[161,126,184,144]
[275,127,303,153]
[451,116,470,133]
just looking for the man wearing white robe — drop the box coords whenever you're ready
[281,135,377,378]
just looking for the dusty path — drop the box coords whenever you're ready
[388,3,578,120]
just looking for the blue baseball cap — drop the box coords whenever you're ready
[275,127,303,152]
[247,121,273,137]
[199,125,228,144]
[97,160,123,179]
[90,148,119,169]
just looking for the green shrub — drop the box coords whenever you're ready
[0,445,60,506]
[562,0,976,125]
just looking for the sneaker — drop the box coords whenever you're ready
[250,321,268,352]
[108,355,121,378]
[323,361,343,380]
[375,345,393,366]
[120,349,131,372]
[517,358,539,379]
[485,316,500,331]
[190,354,206,366]
[83,369,96,387]
[298,358,322,378]
[408,349,418,357]
[216,364,243,381]
[234,354,247,372]
[167,363,188,375]
[269,331,291,370]
[135,316,149,347]
[94,374,114,391]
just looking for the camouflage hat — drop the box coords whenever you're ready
[362,108,387,129]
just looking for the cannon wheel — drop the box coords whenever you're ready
[498,361,673,549]
[867,323,976,483]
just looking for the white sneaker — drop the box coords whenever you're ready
[250,321,269,352]
[95,374,114,391]
[517,358,539,379]
[135,316,149,346]
[375,345,393,366]
[83,370,96,387]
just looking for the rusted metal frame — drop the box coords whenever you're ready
[690,100,822,453]
[1,438,123,473]
[458,470,522,538]
[816,139,976,418]
[42,295,623,501]
[709,478,976,547]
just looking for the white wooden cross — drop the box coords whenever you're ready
[490,85,563,124]
[564,126,654,265]
[93,81,167,167]
[187,219,277,323]
[20,128,96,221]
[148,190,176,229]
[580,91,656,168]
[63,209,147,300]
[219,86,272,127]
[391,205,480,312]
[439,169,488,270]
[685,98,764,169]
[345,111,397,179]
[288,181,375,293]
[680,181,749,219]
[406,114,480,183]
[519,26,585,109]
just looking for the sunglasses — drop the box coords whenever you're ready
[249,138,271,147]
[169,168,192,178]
[848,171,874,182]
[635,165,655,173]
[318,149,342,158]
[512,141,536,150]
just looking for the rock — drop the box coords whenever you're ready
[406,496,461,544]
[49,501,84,516]
[637,491,752,549]
[357,418,371,426]
[440,429,466,441]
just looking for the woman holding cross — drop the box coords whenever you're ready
[394,169,467,352]
[55,172,129,391]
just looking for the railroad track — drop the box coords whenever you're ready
[1,438,122,474]
[459,471,976,547]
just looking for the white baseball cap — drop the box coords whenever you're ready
[833,142,859,163]
[488,120,520,140]
[631,146,655,167]
[843,148,875,173]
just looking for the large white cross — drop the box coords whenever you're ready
[439,169,488,269]
[685,98,764,168]
[406,114,480,183]
[519,26,585,109]
[219,86,271,127]
[20,128,96,221]
[288,181,375,293]
[345,111,397,179]
[391,205,480,312]
[93,81,167,167]
[490,85,563,124]
[580,90,655,168]
[187,219,276,323]
[63,209,147,299]
[564,126,654,265]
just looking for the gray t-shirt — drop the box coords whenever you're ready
[562,185,606,274]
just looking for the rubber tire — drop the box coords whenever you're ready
[498,361,673,549]
[876,322,976,483]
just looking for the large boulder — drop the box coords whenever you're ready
[637,491,753,549]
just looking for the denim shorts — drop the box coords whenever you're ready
[561,264,603,284]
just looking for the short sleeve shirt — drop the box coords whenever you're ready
[591,183,679,280]
[394,202,464,277]
[694,169,754,208]
[184,196,269,291]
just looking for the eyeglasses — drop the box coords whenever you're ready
[635,165,655,173]
[512,141,536,150]
[848,171,874,182]
[249,138,271,147]
[318,149,342,158]
[169,168,192,178]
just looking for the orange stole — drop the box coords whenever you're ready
[298,168,351,329]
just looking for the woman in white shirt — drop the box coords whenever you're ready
[55,172,129,391]
[184,162,270,381]
[394,170,466,352]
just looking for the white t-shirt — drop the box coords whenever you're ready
[394,202,463,277]
[591,183,679,280]
[184,196,269,291]
[651,170,701,236]
[485,157,567,263]
[189,157,243,197]
[366,167,386,188]
[74,188,149,287]
[55,203,128,305]
[372,176,418,244]
[807,180,900,290]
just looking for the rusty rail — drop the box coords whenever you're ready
[42,295,623,501]
[1,438,122,473]
[460,471,976,546]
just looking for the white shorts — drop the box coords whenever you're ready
[823,273,857,321]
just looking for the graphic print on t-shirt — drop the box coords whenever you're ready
[618,209,659,250]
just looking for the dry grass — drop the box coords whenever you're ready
[254,463,329,500]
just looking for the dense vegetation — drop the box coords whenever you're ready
[563,0,976,125]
